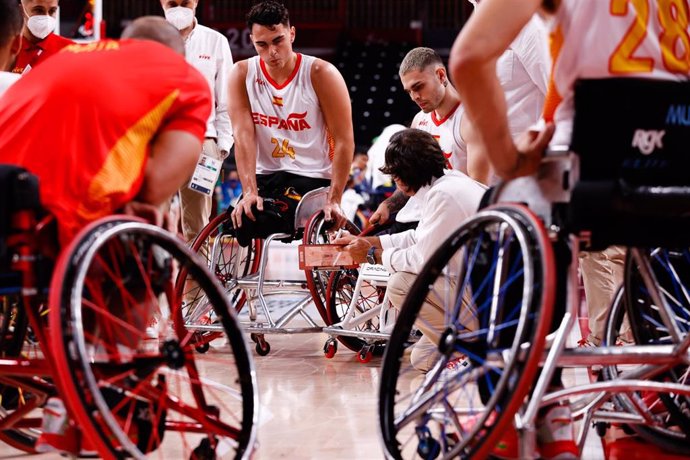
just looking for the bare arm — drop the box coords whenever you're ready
[450,0,550,179]
[312,58,355,222]
[228,60,257,196]
[138,130,202,205]
[228,60,263,226]
[369,190,410,225]
[461,113,491,185]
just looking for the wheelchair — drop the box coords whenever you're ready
[176,186,360,356]
[321,224,400,363]
[0,166,257,459]
[378,78,690,459]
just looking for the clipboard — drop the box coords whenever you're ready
[298,244,359,270]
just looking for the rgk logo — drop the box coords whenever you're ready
[631,129,665,155]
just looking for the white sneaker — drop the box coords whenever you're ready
[536,404,579,459]
[35,398,79,455]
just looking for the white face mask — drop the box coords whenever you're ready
[165,6,195,30]
[26,13,57,40]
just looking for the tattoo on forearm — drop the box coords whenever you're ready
[385,190,410,213]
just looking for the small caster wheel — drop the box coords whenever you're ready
[195,342,210,353]
[415,427,440,459]
[194,333,210,353]
[594,421,609,437]
[324,339,338,359]
[255,340,271,356]
[357,346,373,364]
[191,437,216,460]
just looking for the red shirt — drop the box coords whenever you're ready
[11,32,73,74]
[0,39,211,245]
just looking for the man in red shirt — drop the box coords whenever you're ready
[0,16,212,245]
[11,0,73,74]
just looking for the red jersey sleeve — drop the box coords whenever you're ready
[159,65,212,141]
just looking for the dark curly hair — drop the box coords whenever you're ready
[380,129,447,193]
[247,1,290,30]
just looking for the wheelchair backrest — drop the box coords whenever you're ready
[569,79,690,248]
[0,165,41,264]
[571,78,690,186]
[294,187,329,230]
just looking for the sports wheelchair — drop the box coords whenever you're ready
[0,166,257,459]
[378,78,690,459]
[322,224,398,363]
[176,186,360,356]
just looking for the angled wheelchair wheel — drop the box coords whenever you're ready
[326,269,386,353]
[303,211,360,324]
[379,205,556,460]
[602,248,690,455]
[175,211,261,350]
[50,217,257,459]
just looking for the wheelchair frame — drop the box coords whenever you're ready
[322,262,396,362]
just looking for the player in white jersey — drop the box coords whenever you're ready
[449,0,689,178]
[229,1,353,229]
[451,0,690,344]
[370,47,491,227]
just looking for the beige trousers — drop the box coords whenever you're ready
[179,139,223,243]
[387,271,476,373]
[578,245,629,344]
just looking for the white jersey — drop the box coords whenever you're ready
[397,103,467,223]
[498,14,549,138]
[411,103,467,173]
[246,54,333,179]
[548,0,690,145]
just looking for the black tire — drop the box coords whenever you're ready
[379,205,556,459]
[602,248,690,455]
[50,218,257,459]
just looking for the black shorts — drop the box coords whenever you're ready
[257,171,330,198]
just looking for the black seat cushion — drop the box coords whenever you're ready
[234,189,301,247]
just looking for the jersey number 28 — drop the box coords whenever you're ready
[610,0,690,74]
